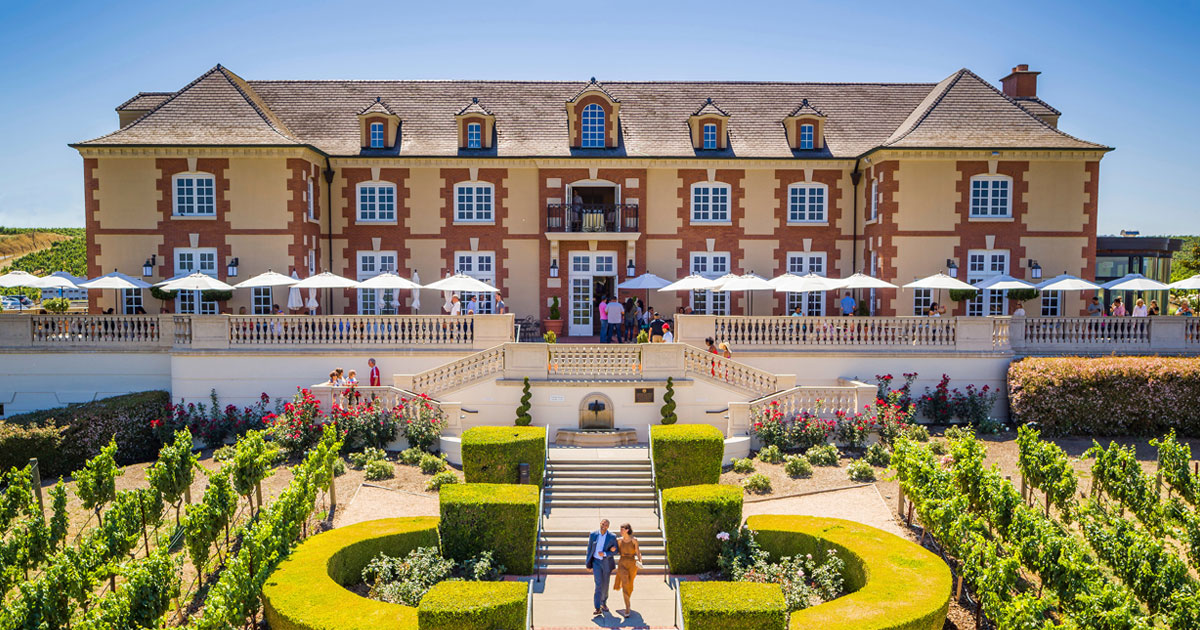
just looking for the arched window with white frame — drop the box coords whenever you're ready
[369,122,385,148]
[455,182,494,222]
[691,182,731,223]
[173,172,216,216]
[787,182,827,223]
[357,182,396,221]
[969,174,1012,217]
[580,103,606,148]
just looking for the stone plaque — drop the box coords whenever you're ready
[634,388,654,403]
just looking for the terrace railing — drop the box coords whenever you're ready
[545,203,640,233]
[711,315,958,349]
[681,344,778,397]
[405,345,507,398]
[729,378,876,435]
[29,314,164,346]
[228,314,476,346]
[547,345,643,379]
[1017,316,1150,348]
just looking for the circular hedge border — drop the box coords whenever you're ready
[749,514,950,630]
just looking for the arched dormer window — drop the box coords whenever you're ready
[784,99,826,151]
[581,104,605,148]
[689,98,730,150]
[466,122,482,149]
[703,124,718,150]
[456,98,495,150]
[369,122,385,148]
[173,172,216,216]
[357,97,400,150]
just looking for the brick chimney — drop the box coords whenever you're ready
[1001,64,1040,99]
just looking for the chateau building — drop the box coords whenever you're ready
[73,64,1109,332]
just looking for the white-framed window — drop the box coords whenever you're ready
[869,178,879,220]
[357,182,396,221]
[913,288,933,316]
[455,182,494,222]
[466,122,482,149]
[307,249,316,276]
[691,183,731,222]
[357,251,398,315]
[969,175,1012,217]
[369,122,385,149]
[121,289,143,314]
[306,178,315,221]
[1040,290,1061,317]
[456,252,495,314]
[690,252,730,315]
[173,173,216,216]
[785,252,827,315]
[702,123,718,150]
[787,183,827,223]
[967,249,1009,316]
[594,254,615,274]
[174,247,218,314]
[799,124,814,150]
[868,251,878,315]
[581,103,605,148]
[252,287,272,315]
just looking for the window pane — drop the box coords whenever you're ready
[581,104,605,148]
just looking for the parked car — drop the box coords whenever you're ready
[0,296,24,310]
[11,295,35,309]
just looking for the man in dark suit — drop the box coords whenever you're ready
[585,518,618,616]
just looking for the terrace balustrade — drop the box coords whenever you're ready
[544,202,640,233]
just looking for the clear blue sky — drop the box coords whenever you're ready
[0,0,1195,235]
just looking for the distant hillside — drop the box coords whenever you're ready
[0,227,87,279]
[1173,235,1199,282]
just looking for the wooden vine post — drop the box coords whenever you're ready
[28,458,44,516]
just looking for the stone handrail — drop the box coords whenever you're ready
[547,345,643,379]
[711,315,958,348]
[229,314,476,346]
[1016,316,1150,347]
[308,383,464,435]
[402,345,506,397]
[727,378,877,436]
[681,344,778,397]
[1188,318,1200,346]
[29,314,166,346]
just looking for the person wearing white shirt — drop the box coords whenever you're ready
[606,297,624,342]
[662,323,674,343]
[1012,305,1026,317]
[1132,298,1149,317]
[449,295,462,316]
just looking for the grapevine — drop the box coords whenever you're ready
[146,428,198,526]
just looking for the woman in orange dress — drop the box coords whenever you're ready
[611,523,643,617]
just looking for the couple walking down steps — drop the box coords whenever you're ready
[586,518,644,618]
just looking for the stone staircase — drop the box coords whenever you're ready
[537,458,667,574]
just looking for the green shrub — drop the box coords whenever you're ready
[660,376,678,424]
[902,424,930,442]
[351,447,388,468]
[1006,288,1039,303]
[398,447,424,466]
[0,422,66,476]
[42,298,70,313]
[662,484,742,574]
[262,517,439,630]
[680,582,787,630]
[637,329,649,343]
[418,581,527,630]
[783,455,812,478]
[542,330,557,343]
[732,457,756,474]
[757,444,783,464]
[742,473,772,494]
[2,391,169,476]
[846,460,876,482]
[364,546,454,606]
[439,483,538,575]
[364,460,395,481]
[213,444,235,462]
[333,458,346,476]
[864,443,891,467]
[747,514,951,630]
[461,426,546,486]
[929,440,947,456]
[419,453,447,475]
[425,471,458,492]
[514,377,532,426]
[651,424,724,490]
[1009,356,1200,436]
[805,444,840,467]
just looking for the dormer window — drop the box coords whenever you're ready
[799,124,814,150]
[173,173,216,216]
[455,98,495,150]
[357,97,400,151]
[467,123,482,149]
[702,124,717,150]
[688,98,730,150]
[581,104,605,148]
[369,122,385,149]
[784,99,826,151]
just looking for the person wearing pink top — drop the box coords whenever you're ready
[1110,298,1126,317]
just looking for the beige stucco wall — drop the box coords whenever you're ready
[225,235,292,312]
[94,157,160,230]
[226,158,290,229]
[894,161,959,231]
[646,238,683,312]
[406,239,447,314]
[739,169,779,235]
[645,168,683,235]
[502,167,538,235]
[1024,161,1088,232]
[1022,235,1091,314]
[738,238,779,316]
[93,233,164,312]
[502,238,539,316]
[407,167,445,235]
[891,235,959,315]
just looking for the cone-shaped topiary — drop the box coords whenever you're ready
[660,376,678,424]
[515,377,532,426]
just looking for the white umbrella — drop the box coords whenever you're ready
[707,273,741,291]
[617,273,672,291]
[1100,273,1168,291]
[713,273,773,292]
[0,270,41,288]
[287,271,304,311]
[974,274,1037,291]
[658,274,719,292]
[773,273,844,293]
[292,272,361,290]
[837,273,898,290]
[1167,274,1200,290]
[79,271,151,291]
[232,270,298,289]
[157,272,235,292]
[356,272,422,290]
[423,273,499,293]
[411,270,421,313]
[902,273,977,291]
[1036,274,1101,292]
[29,274,80,290]
[306,290,319,313]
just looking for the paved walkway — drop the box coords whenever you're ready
[742,484,904,536]
[548,445,650,461]
[332,484,439,528]
[543,445,659,533]
[525,575,678,629]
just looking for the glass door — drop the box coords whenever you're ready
[570,277,592,336]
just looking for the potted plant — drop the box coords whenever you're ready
[543,296,564,337]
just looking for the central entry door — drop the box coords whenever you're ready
[568,251,618,337]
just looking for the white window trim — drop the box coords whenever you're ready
[799,123,815,150]
[453,181,496,224]
[968,174,1013,219]
[455,251,497,314]
[356,181,398,223]
[690,251,731,315]
[369,122,385,149]
[306,178,316,222]
[785,251,828,315]
[702,123,718,150]
[466,122,482,149]
[966,248,1010,317]
[868,178,879,222]
[357,250,399,315]
[171,172,217,218]
[174,247,219,315]
[580,103,606,148]
[251,287,272,315]
[786,182,829,224]
[690,182,732,224]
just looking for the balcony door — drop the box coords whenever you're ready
[568,250,618,337]
[565,180,621,232]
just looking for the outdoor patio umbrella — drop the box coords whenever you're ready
[287,271,304,312]
[974,274,1037,291]
[79,271,152,313]
[0,270,41,288]
[358,272,421,315]
[712,273,773,314]
[157,272,235,292]
[772,273,844,293]
[836,273,898,290]
[423,273,499,293]
[1167,274,1200,290]
[657,274,719,292]
[1035,274,1101,292]
[411,270,421,313]
[233,270,298,314]
[903,273,977,312]
[617,272,672,311]
[291,272,361,290]
[306,290,319,314]
[27,273,80,301]
[1100,273,1168,291]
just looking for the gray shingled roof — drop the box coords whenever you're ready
[78,66,1108,156]
[115,92,173,112]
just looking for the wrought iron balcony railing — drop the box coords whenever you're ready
[545,203,640,233]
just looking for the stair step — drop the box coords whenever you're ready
[547,463,651,471]
[548,471,653,479]
[545,496,656,504]
[545,487,656,494]
[535,565,667,575]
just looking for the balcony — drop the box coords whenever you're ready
[545,203,640,233]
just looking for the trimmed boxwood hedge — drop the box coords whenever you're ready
[461,426,546,486]
[662,484,742,574]
[746,514,951,630]
[651,424,724,489]
[439,483,539,575]
[261,517,440,630]
[417,581,527,630]
[680,581,787,630]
